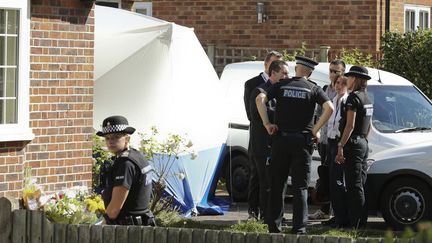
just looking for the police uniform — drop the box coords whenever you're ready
[103,148,155,226]
[244,72,268,218]
[248,81,274,219]
[337,66,373,228]
[265,56,329,234]
[97,116,155,226]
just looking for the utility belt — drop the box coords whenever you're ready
[274,130,314,149]
[106,211,156,226]
[276,130,310,137]
[347,134,367,144]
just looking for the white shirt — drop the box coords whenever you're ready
[261,72,269,82]
[327,93,348,139]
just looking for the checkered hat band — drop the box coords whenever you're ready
[297,60,315,69]
[102,124,128,134]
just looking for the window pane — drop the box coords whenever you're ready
[7,36,17,65]
[5,99,16,124]
[0,36,4,65]
[7,10,19,34]
[6,68,16,97]
[411,12,415,30]
[426,13,429,29]
[420,12,424,29]
[0,68,4,96]
[0,10,5,34]
[0,100,3,123]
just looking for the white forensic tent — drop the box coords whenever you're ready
[94,6,228,215]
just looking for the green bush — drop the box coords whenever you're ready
[91,135,112,191]
[336,48,376,67]
[380,29,432,98]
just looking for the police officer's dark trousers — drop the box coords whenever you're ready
[327,138,348,226]
[249,155,269,218]
[266,133,311,234]
[248,147,260,216]
[344,136,368,228]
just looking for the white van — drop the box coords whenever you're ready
[218,61,432,228]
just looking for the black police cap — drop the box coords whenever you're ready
[295,56,319,70]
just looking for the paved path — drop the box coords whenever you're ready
[194,195,387,230]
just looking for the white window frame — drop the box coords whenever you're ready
[404,4,431,32]
[0,0,33,142]
[132,2,152,16]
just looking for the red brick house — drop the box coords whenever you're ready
[0,0,94,200]
[1,0,431,202]
[151,0,432,55]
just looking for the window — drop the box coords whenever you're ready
[95,0,121,8]
[404,5,431,32]
[132,2,152,16]
[0,1,33,142]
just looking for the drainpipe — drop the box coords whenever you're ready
[385,0,390,32]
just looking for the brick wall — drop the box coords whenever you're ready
[0,0,94,199]
[152,0,383,53]
[390,0,432,32]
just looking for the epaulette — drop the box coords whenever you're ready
[306,79,317,86]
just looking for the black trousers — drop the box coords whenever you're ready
[248,155,269,218]
[344,137,368,228]
[266,133,312,234]
[327,138,348,226]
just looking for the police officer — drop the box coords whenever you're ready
[244,50,282,219]
[336,66,373,228]
[249,60,288,220]
[97,115,156,226]
[256,56,334,234]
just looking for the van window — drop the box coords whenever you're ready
[369,85,432,133]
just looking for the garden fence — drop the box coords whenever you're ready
[0,197,425,243]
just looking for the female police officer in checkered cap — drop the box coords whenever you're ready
[97,115,155,226]
[335,66,373,229]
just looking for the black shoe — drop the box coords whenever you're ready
[321,217,336,226]
[247,211,258,221]
[282,217,289,226]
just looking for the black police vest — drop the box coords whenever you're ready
[103,148,152,216]
[274,77,317,132]
[339,90,373,136]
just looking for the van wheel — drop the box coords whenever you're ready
[225,155,250,202]
[380,177,432,230]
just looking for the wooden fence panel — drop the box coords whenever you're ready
[167,227,180,243]
[244,232,258,243]
[257,233,271,243]
[298,235,311,243]
[78,225,90,243]
[53,223,67,243]
[66,224,78,243]
[90,225,103,243]
[270,233,284,243]
[205,230,219,243]
[154,227,167,243]
[115,225,129,243]
[219,230,232,243]
[41,216,53,243]
[311,235,325,243]
[192,229,205,243]
[0,198,12,243]
[232,232,245,243]
[128,226,141,243]
[29,211,43,243]
[142,226,154,243]
[102,225,116,243]
[179,228,193,243]
[12,210,27,243]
